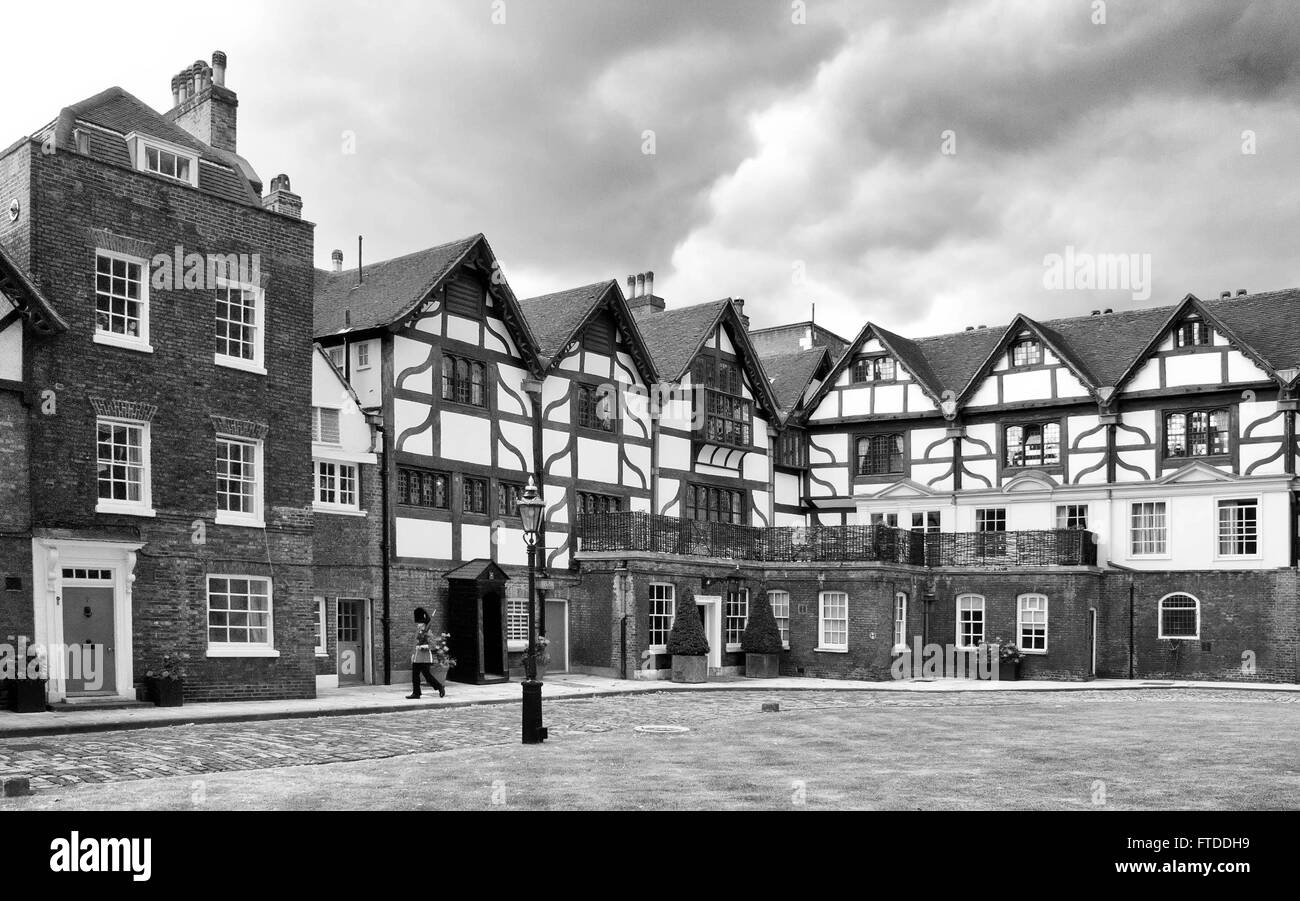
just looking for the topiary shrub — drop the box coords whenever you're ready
[665,588,709,656]
[741,591,785,654]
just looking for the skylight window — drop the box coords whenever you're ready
[127,133,199,187]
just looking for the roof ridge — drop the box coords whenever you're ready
[316,234,482,281]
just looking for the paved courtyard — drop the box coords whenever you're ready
[1,687,1297,809]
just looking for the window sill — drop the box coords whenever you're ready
[1158,635,1200,641]
[1020,649,1047,656]
[215,513,265,529]
[313,505,366,517]
[813,647,848,654]
[94,332,153,354]
[315,650,328,658]
[725,643,741,653]
[206,647,280,658]
[648,645,668,655]
[95,503,156,518]
[507,640,528,653]
[214,354,267,376]
[1128,554,1172,561]
[891,644,910,655]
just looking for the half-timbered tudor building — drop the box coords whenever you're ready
[0,54,320,704]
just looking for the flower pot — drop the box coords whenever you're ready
[744,652,780,679]
[147,677,184,707]
[6,678,48,713]
[671,655,707,684]
[998,662,1019,682]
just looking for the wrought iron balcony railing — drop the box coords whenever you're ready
[573,511,1098,568]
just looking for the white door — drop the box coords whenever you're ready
[694,596,723,670]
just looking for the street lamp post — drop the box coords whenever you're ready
[516,477,547,744]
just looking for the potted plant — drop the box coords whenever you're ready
[666,589,709,683]
[533,635,552,680]
[429,632,457,686]
[983,638,1025,681]
[741,591,784,678]
[4,643,48,713]
[144,652,189,707]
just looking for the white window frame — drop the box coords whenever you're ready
[724,588,749,652]
[956,593,985,650]
[312,407,343,445]
[213,277,267,375]
[206,574,279,657]
[767,590,790,649]
[355,341,372,371]
[648,583,676,653]
[327,346,345,370]
[1055,504,1088,531]
[1129,501,1170,558]
[313,459,361,515]
[215,434,265,527]
[816,591,848,652]
[94,417,155,517]
[315,597,328,657]
[892,591,908,653]
[506,596,529,652]
[126,133,199,187]
[93,249,153,353]
[1214,496,1260,560]
[1017,593,1048,654]
[1158,592,1201,640]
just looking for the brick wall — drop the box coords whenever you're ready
[22,145,317,701]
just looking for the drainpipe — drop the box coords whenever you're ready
[373,413,392,686]
[1127,578,1135,680]
[523,376,547,636]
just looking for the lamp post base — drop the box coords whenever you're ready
[522,679,546,744]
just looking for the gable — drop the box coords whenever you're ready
[1155,460,1241,485]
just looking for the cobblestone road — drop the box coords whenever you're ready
[1,689,1295,791]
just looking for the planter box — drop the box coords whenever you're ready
[671,655,707,684]
[147,678,184,707]
[5,678,48,713]
[997,663,1019,682]
[744,653,780,679]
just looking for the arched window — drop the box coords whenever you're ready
[1159,593,1200,639]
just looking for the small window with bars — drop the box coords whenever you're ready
[1217,498,1258,557]
[648,584,676,649]
[575,384,616,431]
[1004,422,1061,468]
[724,590,748,648]
[685,485,746,524]
[1173,318,1212,348]
[852,355,896,383]
[498,481,527,518]
[462,477,488,515]
[1159,593,1199,639]
[506,597,530,643]
[576,492,622,514]
[856,434,904,476]
[777,430,806,468]
[397,468,449,509]
[1165,409,1229,458]
[1009,338,1042,367]
[441,353,487,407]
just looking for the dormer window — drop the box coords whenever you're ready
[1173,318,1213,348]
[1009,338,1042,367]
[852,355,895,383]
[127,134,199,187]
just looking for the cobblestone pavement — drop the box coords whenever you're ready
[0,688,1295,791]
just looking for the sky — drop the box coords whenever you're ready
[4,0,1300,341]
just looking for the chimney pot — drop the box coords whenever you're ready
[262,174,302,219]
[1237,288,1247,296]
[170,75,181,107]
[1220,290,1232,300]
[626,275,636,298]
[646,270,654,297]
[331,249,344,273]
[212,51,227,87]
[636,273,645,298]
[1091,310,1101,316]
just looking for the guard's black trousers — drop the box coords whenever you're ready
[411,663,445,696]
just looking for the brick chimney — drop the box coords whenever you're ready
[263,174,302,219]
[166,51,238,153]
[331,249,344,272]
[733,298,750,330]
[626,270,666,317]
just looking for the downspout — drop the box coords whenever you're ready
[376,416,392,686]
[1127,577,1135,680]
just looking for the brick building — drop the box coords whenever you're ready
[0,53,318,703]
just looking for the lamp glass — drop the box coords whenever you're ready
[517,477,544,537]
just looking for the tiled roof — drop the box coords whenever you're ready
[519,281,614,358]
[1202,289,1300,375]
[1040,306,1177,387]
[0,244,67,334]
[46,87,261,206]
[909,326,1005,396]
[763,347,829,412]
[634,299,732,381]
[314,235,481,336]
